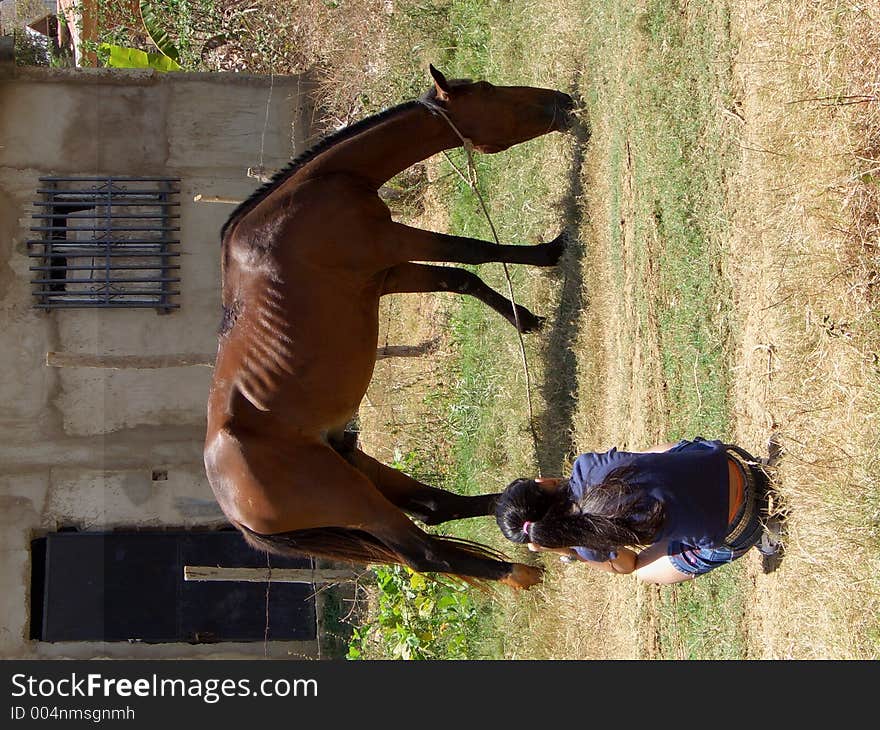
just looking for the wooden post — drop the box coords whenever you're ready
[183,566,360,584]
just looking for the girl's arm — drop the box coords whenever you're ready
[528,542,638,574]
[573,546,637,574]
[635,441,681,453]
[528,542,637,574]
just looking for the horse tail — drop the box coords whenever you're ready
[236,521,409,567]
[234,521,510,586]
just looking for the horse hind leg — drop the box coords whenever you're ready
[248,443,541,588]
[364,505,541,589]
[355,496,541,588]
[325,447,540,588]
[382,262,545,332]
[385,221,567,268]
[337,446,500,525]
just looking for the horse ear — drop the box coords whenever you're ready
[429,64,452,102]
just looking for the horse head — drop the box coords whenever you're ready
[423,64,576,154]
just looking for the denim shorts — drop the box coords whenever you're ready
[667,446,769,576]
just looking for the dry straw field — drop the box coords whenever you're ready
[722,3,880,659]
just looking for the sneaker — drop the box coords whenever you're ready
[761,432,783,467]
[757,517,785,556]
[757,517,786,573]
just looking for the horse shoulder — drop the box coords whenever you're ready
[290,173,393,226]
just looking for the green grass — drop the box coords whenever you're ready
[641,2,736,440]
[656,570,748,659]
[406,0,747,659]
[583,0,737,440]
[329,0,748,660]
[578,0,745,659]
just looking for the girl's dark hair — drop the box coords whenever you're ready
[495,467,665,554]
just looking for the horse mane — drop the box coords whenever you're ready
[218,77,481,243]
[221,97,430,243]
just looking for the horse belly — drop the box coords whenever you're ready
[281,303,380,421]
[245,289,381,424]
[219,234,387,425]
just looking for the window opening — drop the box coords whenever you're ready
[28,176,181,312]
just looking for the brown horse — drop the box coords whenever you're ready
[204,66,574,589]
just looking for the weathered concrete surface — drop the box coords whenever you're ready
[0,65,322,659]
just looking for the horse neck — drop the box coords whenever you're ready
[299,103,461,189]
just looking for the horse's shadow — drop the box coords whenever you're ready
[535,104,592,477]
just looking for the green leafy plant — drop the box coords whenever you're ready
[138,0,181,62]
[94,0,183,71]
[98,42,182,71]
[346,565,479,660]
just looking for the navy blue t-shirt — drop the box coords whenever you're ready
[568,438,730,562]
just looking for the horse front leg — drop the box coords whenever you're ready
[336,446,500,526]
[385,221,567,267]
[382,262,545,332]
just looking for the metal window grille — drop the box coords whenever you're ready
[28,176,181,312]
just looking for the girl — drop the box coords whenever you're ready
[495,438,783,584]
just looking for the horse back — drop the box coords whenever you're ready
[223,172,394,274]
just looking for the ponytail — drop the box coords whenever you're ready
[496,467,664,553]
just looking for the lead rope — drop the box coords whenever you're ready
[263,550,271,657]
[258,71,275,172]
[424,102,542,476]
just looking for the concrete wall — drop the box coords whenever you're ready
[0,64,325,658]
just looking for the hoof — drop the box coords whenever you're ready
[515,308,544,333]
[542,231,568,266]
[501,563,543,590]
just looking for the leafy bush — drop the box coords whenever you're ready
[13,29,51,66]
[346,565,479,660]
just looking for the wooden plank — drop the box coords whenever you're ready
[193,194,242,204]
[247,166,276,183]
[47,341,439,369]
[183,566,360,584]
